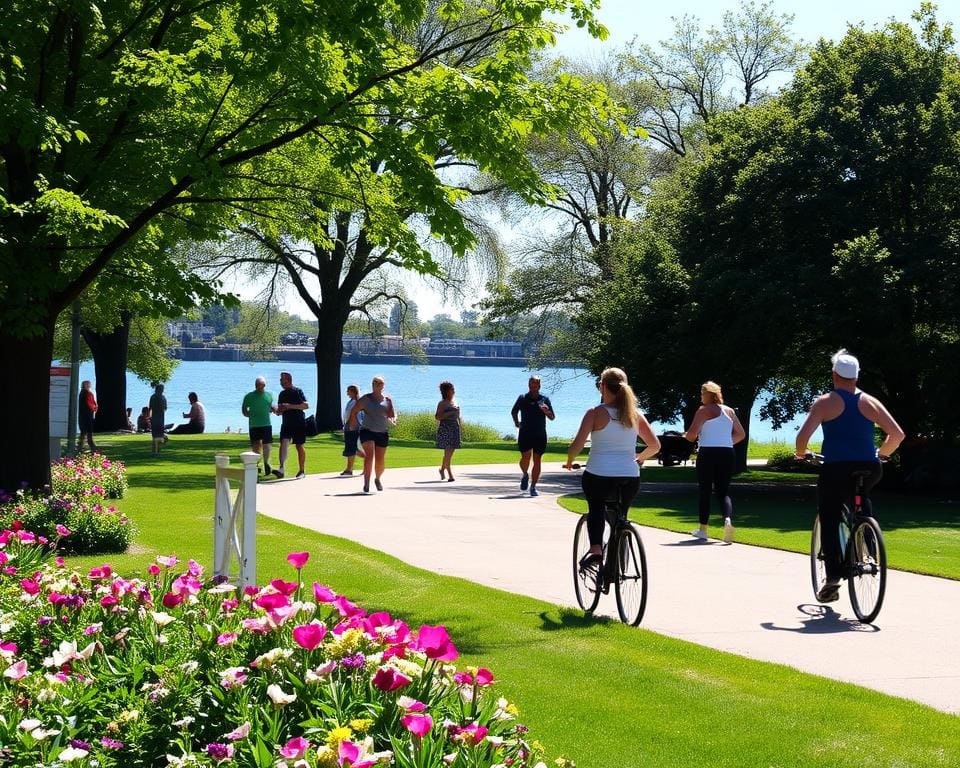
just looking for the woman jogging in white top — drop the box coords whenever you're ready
[684,381,746,543]
[564,368,661,567]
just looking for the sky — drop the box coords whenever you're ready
[235,0,957,322]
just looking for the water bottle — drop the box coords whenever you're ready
[838,521,849,554]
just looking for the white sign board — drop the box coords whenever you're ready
[49,366,71,439]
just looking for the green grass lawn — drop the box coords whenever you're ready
[63,434,960,766]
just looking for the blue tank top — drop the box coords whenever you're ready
[822,390,877,463]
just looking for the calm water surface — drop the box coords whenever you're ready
[78,360,803,442]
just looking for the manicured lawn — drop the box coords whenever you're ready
[63,434,960,767]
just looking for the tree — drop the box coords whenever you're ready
[0,0,607,489]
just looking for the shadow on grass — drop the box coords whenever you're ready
[537,607,617,631]
[760,603,880,634]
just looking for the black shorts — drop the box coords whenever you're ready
[249,425,273,444]
[78,414,95,433]
[518,430,547,455]
[359,429,389,448]
[343,430,361,457]
[280,422,306,445]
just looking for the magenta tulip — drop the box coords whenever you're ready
[287,552,310,570]
[292,623,327,650]
[414,625,458,661]
[402,713,434,738]
[372,666,412,692]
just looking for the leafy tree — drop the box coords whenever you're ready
[0,0,606,489]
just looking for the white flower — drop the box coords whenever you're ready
[207,583,237,594]
[486,735,504,746]
[52,639,78,666]
[151,611,176,626]
[251,647,292,669]
[18,718,42,732]
[172,715,195,728]
[179,660,199,674]
[76,641,96,660]
[266,684,296,705]
[58,746,89,762]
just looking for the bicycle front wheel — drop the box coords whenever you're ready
[810,515,827,598]
[573,516,601,613]
[848,517,887,623]
[614,524,648,626]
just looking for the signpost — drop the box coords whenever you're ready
[50,366,71,460]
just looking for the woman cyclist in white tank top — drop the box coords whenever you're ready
[565,368,661,566]
[684,381,746,542]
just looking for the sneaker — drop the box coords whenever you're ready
[295,470,305,479]
[690,528,708,541]
[272,469,284,479]
[723,518,735,543]
[520,473,529,491]
[363,482,370,493]
[340,469,353,476]
[817,580,841,603]
[578,552,602,570]
[529,485,538,497]
[374,479,383,491]
[264,463,272,476]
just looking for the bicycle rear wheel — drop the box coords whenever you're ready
[573,516,601,613]
[614,524,648,626]
[847,517,887,623]
[810,515,827,598]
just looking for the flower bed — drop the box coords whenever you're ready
[0,454,132,555]
[0,542,558,768]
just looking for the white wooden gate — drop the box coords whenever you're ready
[213,452,259,586]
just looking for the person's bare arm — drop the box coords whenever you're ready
[795,397,828,457]
[434,401,445,421]
[565,408,597,468]
[683,406,707,442]
[636,413,661,463]
[729,406,747,445]
[862,395,905,458]
[347,399,364,430]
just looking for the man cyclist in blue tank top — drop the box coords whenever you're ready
[794,349,904,603]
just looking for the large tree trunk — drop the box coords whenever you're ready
[0,325,55,492]
[82,312,132,432]
[727,389,756,474]
[313,309,347,431]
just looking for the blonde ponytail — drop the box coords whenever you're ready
[600,367,639,430]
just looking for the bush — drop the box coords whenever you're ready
[388,411,502,442]
[51,453,128,499]
[0,492,133,554]
[0,541,555,768]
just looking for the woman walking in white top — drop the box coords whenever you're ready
[684,381,746,542]
[564,368,661,567]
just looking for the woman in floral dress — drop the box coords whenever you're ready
[435,380,462,482]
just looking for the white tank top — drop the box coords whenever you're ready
[586,406,640,477]
[697,408,734,448]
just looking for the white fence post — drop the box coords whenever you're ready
[213,452,260,587]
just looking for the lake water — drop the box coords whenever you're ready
[77,360,804,442]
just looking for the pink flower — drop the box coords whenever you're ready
[161,592,184,609]
[147,564,161,576]
[402,713,434,738]
[254,592,289,611]
[414,625,458,661]
[313,583,337,603]
[188,559,204,577]
[156,555,178,568]
[292,623,327,650]
[221,598,239,613]
[88,565,112,580]
[55,524,71,537]
[372,666,412,692]
[338,740,377,768]
[205,742,233,763]
[225,721,250,741]
[0,641,18,658]
[333,595,365,618]
[287,552,310,570]
[270,578,299,596]
[216,632,238,646]
[454,672,473,685]
[3,660,28,680]
[397,696,426,712]
[454,722,489,746]
[279,736,310,759]
[19,578,40,596]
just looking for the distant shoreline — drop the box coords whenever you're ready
[169,347,578,368]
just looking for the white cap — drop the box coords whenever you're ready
[831,349,859,379]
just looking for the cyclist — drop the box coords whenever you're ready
[794,349,904,603]
[564,368,661,567]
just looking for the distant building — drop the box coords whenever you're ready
[165,321,215,343]
[280,332,312,346]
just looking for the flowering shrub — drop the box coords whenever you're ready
[0,542,560,768]
[51,454,128,500]
[0,455,133,555]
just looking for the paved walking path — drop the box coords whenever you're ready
[257,464,960,715]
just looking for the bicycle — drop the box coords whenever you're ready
[805,453,887,623]
[570,465,648,625]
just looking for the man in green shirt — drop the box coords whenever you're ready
[241,376,274,475]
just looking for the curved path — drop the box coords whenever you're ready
[257,463,960,714]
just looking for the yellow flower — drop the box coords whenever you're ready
[349,718,373,733]
[315,745,337,768]
[325,726,353,748]
[326,629,366,658]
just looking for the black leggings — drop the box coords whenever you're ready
[818,461,882,580]
[696,447,735,525]
[581,471,640,546]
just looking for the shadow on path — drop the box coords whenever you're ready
[760,604,880,634]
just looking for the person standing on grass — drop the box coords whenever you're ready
[273,371,308,479]
[564,367,660,566]
[148,382,168,454]
[684,381,746,544]
[78,380,98,453]
[510,375,555,497]
[242,376,274,476]
[348,375,396,494]
[795,349,904,603]
[435,380,462,482]
[340,384,364,476]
